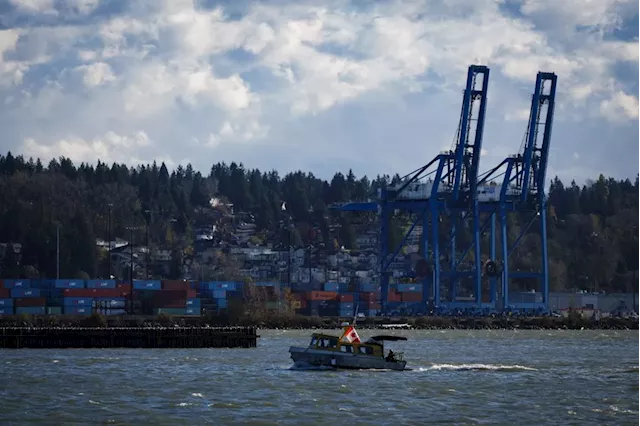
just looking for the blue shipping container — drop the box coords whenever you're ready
[30,280,54,289]
[212,290,226,299]
[216,298,227,308]
[185,307,201,315]
[63,297,94,306]
[3,279,30,288]
[397,284,423,293]
[212,281,237,291]
[0,307,13,315]
[47,307,62,315]
[339,302,354,310]
[0,298,13,307]
[54,279,85,289]
[324,282,340,292]
[64,306,92,315]
[133,280,162,290]
[16,306,46,315]
[360,282,378,292]
[10,288,40,298]
[186,298,201,307]
[86,279,116,289]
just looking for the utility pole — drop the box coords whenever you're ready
[144,209,150,279]
[107,203,113,278]
[56,223,60,279]
[125,225,142,314]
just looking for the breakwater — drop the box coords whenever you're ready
[0,326,259,349]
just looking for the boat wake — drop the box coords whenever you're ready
[417,363,538,372]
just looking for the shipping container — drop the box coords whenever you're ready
[388,291,403,303]
[93,298,127,308]
[359,292,379,302]
[155,308,187,315]
[255,281,276,287]
[16,306,46,315]
[54,279,85,289]
[323,282,340,292]
[209,281,238,291]
[14,297,46,307]
[133,280,162,290]
[307,291,338,301]
[360,282,378,292]
[161,280,191,291]
[10,288,40,298]
[64,306,92,315]
[397,284,423,293]
[0,307,13,315]
[63,288,128,298]
[86,279,117,289]
[103,309,127,316]
[30,279,54,289]
[0,288,9,298]
[211,289,226,299]
[186,298,201,307]
[339,302,354,310]
[0,298,13,307]
[185,307,201,315]
[63,297,94,306]
[338,294,354,303]
[47,306,62,315]
[401,292,422,302]
[216,298,227,308]
[117,283,132,292]
[3,279,31,288]
[339,309,354,317]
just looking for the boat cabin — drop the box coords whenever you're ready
[307,332,405,359]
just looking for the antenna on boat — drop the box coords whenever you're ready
[353,302,359,327]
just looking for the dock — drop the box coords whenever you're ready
[0,326,259,349]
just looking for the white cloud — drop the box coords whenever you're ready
[1,0,637,184]
[9,0,57,15]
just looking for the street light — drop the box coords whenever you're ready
[125,225,143,314]
[107,203,113,279]
[144,209,150,279]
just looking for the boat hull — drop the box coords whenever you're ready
[289,346,407,371]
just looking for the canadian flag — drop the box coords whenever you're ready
[341,326,361,343]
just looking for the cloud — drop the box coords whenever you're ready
[0,0,637,184]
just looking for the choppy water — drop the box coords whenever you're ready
[0,329,637,425]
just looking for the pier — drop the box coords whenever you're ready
[0,326,259,349]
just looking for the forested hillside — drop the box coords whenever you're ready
[0,152,637,293]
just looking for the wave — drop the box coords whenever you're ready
[417,363,538,372]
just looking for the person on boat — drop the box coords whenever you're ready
[385,350,396,362]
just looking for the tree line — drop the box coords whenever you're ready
[0,152,637,293]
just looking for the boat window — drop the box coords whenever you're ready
[310,337,318,347]
[327,338,338,348]
[358,346,374,355]
[340,345,353,353]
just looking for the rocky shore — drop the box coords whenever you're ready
[0,313,637,330]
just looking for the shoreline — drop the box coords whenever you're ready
[0,313,637,331]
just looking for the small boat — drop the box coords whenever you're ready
[288,321,408,371]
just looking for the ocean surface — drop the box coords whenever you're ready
[0,329,638,425]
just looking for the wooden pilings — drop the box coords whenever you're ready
[0,326,259,349]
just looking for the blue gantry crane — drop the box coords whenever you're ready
[475,71,558,312]
[332,64,491,313]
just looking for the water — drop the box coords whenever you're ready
[0,329,637,425]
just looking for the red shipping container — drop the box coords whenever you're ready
[307,291,338,301]
[117,284,132,292]
[338,294,354,303]
[152,289,196,300]
[14,297,47,307]
[401,292,422,302]
[0,279,4,289]
[152,299,187,308]
[0,288,9,298]
[161,280,191,291]
[388,291,402,303]
[360,292,378,302]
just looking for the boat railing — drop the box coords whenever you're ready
[394,352,405,362]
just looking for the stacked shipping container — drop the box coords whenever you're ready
[0,277,422,317]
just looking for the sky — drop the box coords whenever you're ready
[0,0,638,185]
